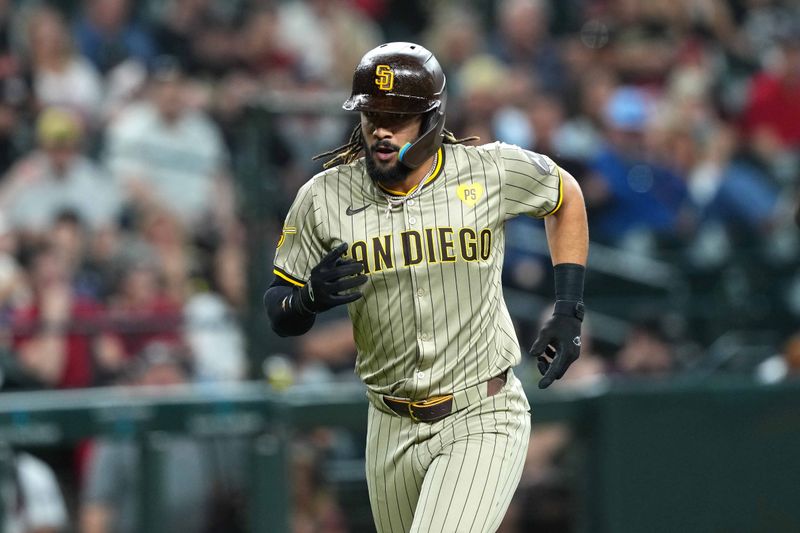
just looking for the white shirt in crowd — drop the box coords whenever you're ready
[184,292,247,382]
[1,452,68,533]
[105,102,227,226]
[0,151,122,232]
[34,57,104,120]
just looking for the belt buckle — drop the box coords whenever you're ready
[409,395,454,423]
[407,403,422,422]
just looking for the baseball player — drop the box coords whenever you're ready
[265,42,588,532]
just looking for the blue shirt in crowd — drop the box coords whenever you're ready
[589,146,689,244]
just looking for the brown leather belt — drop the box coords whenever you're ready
[382,371,508,423]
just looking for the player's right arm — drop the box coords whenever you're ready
[265,180,367,337]
[266,243,367,336]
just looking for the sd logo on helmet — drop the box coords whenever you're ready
[343,42,448,169]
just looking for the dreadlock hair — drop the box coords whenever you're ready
[313,124,480,170]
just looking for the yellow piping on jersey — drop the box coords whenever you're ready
[273,268,304,287]
[377,147,444,196]
[412,395,454,407]
[543,166,565,217]
[383,394,454,407]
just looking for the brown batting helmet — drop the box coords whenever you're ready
[343,42,447,169]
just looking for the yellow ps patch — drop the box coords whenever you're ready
[375,65,394,91]
[277,226,296,248]
[456,183,484,207]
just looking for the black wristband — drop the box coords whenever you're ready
[292,287,316,317]
[553,300,585,321]
[264,284,316,337]
[553,263,585,302]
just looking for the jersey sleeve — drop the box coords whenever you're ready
[497,143,563,219]
[273,178,327,286]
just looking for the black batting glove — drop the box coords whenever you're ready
[529,300,584,389]
[297,243,368,313]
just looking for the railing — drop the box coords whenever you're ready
[3,377,800,532]
[0,380,585,533]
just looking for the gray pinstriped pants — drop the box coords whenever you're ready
[365,370,531,533]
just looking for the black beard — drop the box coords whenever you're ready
[364,141,412,187]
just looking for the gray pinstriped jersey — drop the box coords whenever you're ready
[274,142,562,399]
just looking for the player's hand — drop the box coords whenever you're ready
[529,301,584,389]
[299,243,368,313]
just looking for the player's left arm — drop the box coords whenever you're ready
[544,168,588,266]
[531,168,589,389]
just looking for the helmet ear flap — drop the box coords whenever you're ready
[398,90,447,169]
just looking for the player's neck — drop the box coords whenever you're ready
[393,154,437,195]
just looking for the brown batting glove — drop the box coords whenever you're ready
[297,243,368,313]
[529,300,584,389]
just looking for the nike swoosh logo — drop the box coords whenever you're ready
[346,205,369,216]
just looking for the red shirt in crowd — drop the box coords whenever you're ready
[110,296,183,357]
[742,73,800,147]
[12,297,107,389]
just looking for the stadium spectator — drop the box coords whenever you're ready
[489,0,565,93]
[456,54,512,129]
[25,6,104,122]
[210,71,279,161]
[688,123,780,238]
[73,0,156,75]
[0,107,122,239]
[133,207,194,303]
[209,223,247,310]
[554,67,616,162]
[422,5,486,99]
[742,27,800,151]
[11,242,118,388]
[184,290,247,382]
[46,210,114,302]
[740,0,800,61]
[583,86,691,250]
[153,0,220,76]
[614,318,677,379]
[0,448,69,533]
[527,92,588,178]
[156,0,253,79]
[104,56,234,232]
[67,222,127,304]
[106,261,183,361]
[237,7,297,84]
[275,0,383,86]
[604,0,681,86]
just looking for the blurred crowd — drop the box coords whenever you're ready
[0,0,796,531]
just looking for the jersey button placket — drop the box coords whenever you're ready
[407,252,426,381]
[406,201,419,227]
